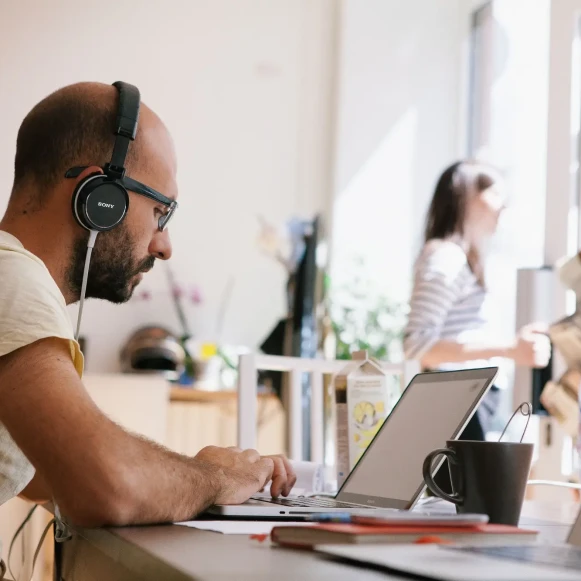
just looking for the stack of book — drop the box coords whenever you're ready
[271,515,537,549]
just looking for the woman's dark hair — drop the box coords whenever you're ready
[424,160,497,242]
[424,160,498,285]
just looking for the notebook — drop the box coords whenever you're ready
[271,522,537,548]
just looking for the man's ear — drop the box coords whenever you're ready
[63,166,104,195]
[73,166,104,183]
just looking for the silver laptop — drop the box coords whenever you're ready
[208,367,497,517]
[318,505,581,581]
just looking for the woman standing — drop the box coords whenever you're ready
[404,161,550,444]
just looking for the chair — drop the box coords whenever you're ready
[237,354,420,462]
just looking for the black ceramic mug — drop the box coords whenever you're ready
[422,440,534,526]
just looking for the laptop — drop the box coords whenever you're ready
[318,505,581,580]
[208,367,498,518]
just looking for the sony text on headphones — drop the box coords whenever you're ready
[67,81,140,232]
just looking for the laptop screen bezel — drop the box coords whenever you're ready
[335,367,498,510]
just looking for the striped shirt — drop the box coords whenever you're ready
[404,240,503,382]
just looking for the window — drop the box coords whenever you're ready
[466,0,550,424]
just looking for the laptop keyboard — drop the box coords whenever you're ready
[452,546,581,571]
[251,496,366,509]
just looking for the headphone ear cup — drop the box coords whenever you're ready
[72,173,101,231]
[72,174,129,232]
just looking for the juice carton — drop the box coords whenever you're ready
[334,351,389,488]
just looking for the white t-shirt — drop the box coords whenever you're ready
[0,231,83,505]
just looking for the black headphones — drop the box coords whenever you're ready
[71,81,140,232]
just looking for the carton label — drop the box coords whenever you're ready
[347,375,389,468]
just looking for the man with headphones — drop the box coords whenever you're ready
[0,81,296,525]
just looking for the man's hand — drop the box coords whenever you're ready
[194,446,275,505]
[263,454,297,498]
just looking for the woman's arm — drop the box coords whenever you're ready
[421,332,550,369]
[419,339,513,369]
[404,242,550,369]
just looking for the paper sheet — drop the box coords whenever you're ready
[228,459,324,501]
[176,520,314,535]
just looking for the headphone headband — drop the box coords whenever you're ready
[112,81,140,139]
[106,81,140,179]
[71,81,138,234]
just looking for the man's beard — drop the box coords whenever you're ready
[67,224,155,304]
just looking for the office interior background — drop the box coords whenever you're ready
[2,0,581,575]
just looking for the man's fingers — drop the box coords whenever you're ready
[268,456,288,498]
[268,455,297,496]
[257,457,275,489]
[260,455,296,497]
[279,456,297,496]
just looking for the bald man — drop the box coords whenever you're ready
[0,82,295,527]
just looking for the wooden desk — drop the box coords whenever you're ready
[60,523,416,581]
[59,501,579,581]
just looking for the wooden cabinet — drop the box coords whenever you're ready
[167,388,285,456]
[81,375,286,456]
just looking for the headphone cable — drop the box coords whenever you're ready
[7,502,71,581]
[75,230,98,342]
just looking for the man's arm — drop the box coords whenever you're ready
[0,337,285,527]
[19,471,51,504]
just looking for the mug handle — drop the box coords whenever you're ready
[422,448,464,505]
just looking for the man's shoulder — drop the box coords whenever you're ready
[0,232,64,299]
[0,231,79,366]
[0,242,45,270]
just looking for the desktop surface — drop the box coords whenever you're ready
[58,501,578,581]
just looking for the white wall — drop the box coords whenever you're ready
[330,0,465,303]
[0,0,337,372]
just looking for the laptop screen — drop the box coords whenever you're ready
[337,367,497,509]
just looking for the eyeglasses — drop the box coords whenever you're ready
[65,166,178,231]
